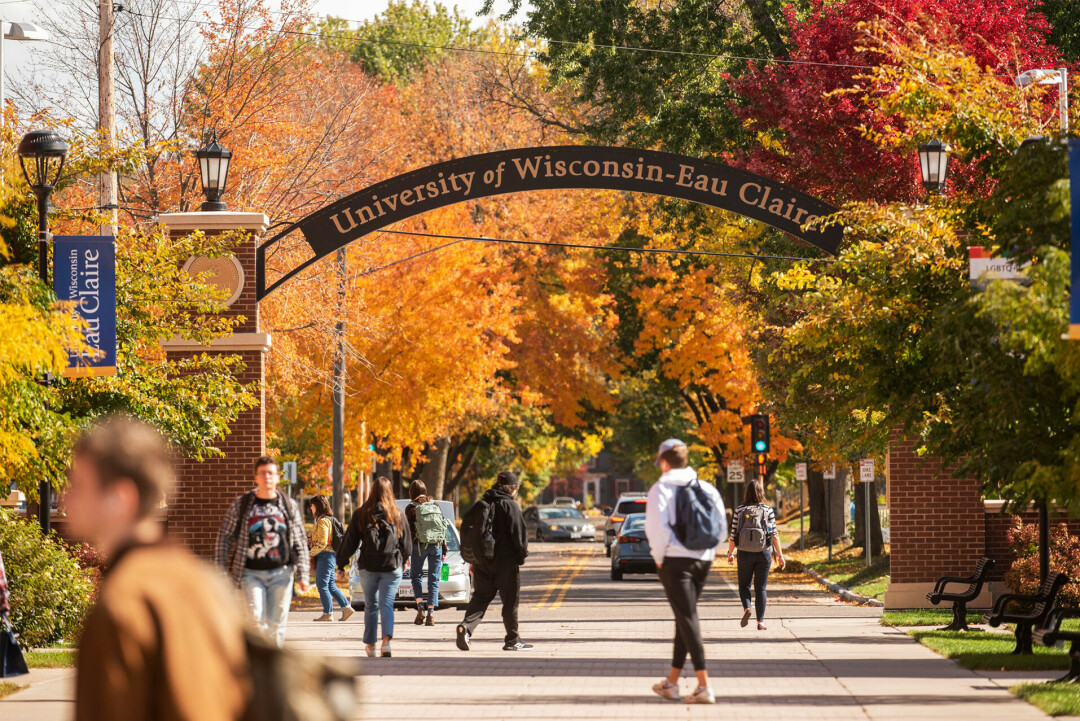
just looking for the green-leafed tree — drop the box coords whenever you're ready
[315,1,484,85]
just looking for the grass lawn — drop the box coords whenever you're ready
[910,630,1069,671]
[0,681,27,699]
[24,650,77,668]
[1013,683,1080,716]
[881,609,985,627]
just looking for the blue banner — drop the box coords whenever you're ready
[1071,139,1080,334]
[53,235,117,377]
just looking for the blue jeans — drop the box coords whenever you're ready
[315,551,350,614]
[358,568,402,645]
[410,543,443,610]
[241,566,294,647]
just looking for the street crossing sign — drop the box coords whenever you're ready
[727,460,745,484]
[859,458,874,483]
[795,462,808,481]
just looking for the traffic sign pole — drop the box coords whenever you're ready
[860,459,874,568]
[795,463,808,551]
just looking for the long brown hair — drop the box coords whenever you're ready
[743,479,766,505]
[309,495,332,520]
[359,476,404,534]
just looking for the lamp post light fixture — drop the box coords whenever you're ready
[917,140,951,195]
[196,134,232,212]
[16,128,67,536]
[0,20,50,114]
[1016,68,1069,134]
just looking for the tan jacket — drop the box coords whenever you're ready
[75,543,250,721]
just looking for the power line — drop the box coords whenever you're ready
[122,4,880,72]
[377,228,832,263]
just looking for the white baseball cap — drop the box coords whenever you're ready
[655,438,686,466]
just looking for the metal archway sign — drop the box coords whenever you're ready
[256,146,843,299]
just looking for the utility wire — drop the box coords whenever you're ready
[377,228,832,262]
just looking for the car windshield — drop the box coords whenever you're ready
[622,514,646,533]
[616,499,647,515]
[539,508,584,520]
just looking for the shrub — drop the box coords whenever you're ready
[0,508,94,649]
[1005,516,1080,607]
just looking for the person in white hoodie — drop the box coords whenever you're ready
[645,438,725,705]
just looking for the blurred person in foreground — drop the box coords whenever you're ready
[65,415,250,721]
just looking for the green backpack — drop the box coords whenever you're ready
[415,501,449,545]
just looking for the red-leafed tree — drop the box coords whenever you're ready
[733,0,1063,203]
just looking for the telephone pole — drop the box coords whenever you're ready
[98,0,117,235]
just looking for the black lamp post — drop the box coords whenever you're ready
[917,140,951,194]
[195,134,232,212]
[16,128,67,535]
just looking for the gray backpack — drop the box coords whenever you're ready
[737,505,769,552]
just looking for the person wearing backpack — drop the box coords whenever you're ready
[306,495,354,623]
[404,480,449,626]
[336,476,411,658]
[727,479,786,631]
[645,438,726,705]
[456,471,531,652]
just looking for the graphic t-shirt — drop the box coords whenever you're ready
[245,497,290,570]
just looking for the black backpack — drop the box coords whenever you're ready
[459,496,496,565]
[359,514,400,572]
[328,516,346,554]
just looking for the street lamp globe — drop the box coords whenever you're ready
[917,140,950,194]
[195,134,232,212]
[17,128,67,194]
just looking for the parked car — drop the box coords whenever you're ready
[552,496,579,508]
[349,499,472,609]
[600,493,648,556]
[610,513,655,580]
[523,505,596,541]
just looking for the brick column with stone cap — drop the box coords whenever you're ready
[160,211,270,559]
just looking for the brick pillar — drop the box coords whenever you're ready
[160,212,270,559]
[884,429,989,608]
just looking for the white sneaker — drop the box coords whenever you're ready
[652,680,681,701]
[685,686,716,704]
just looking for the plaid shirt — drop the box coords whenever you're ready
[214,491,310,588]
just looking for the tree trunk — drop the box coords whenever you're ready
[852,478,885,555]
[808,469,826,534]
[827,467,848,544]
[421,436,452,499]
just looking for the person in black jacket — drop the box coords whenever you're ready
[336,476,411,658]
[456,471,531,652]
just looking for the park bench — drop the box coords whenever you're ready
[1033,606,1080,683]
[926,557,995,631]
[983,571,1069,655]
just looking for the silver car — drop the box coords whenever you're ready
[349,499,472,609]
[524,505,596,541]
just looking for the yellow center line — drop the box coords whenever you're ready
[548,558,586,609]
[532,555,586,609]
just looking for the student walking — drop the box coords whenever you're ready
[215,456,310,647]
[307,495,354,623]
[404,480,449,626]
[456,471,531,652]
[728,479,786,630]
[645,439,726,705]
[66,416,250,721]
[337,476,411,658]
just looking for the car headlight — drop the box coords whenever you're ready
[585,524,595,532]
[549,524,559,531]
[448,563,465,576]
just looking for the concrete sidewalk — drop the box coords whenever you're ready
[0,543,1065,720]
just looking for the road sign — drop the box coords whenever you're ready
[823,464,836,480]
[281,461,297,485]
[795,462,808,481]
[727,460,744,484]
[859,458,874,483]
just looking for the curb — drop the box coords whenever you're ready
[804,567,885,607]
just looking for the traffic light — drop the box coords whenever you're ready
[749,414,770,454]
